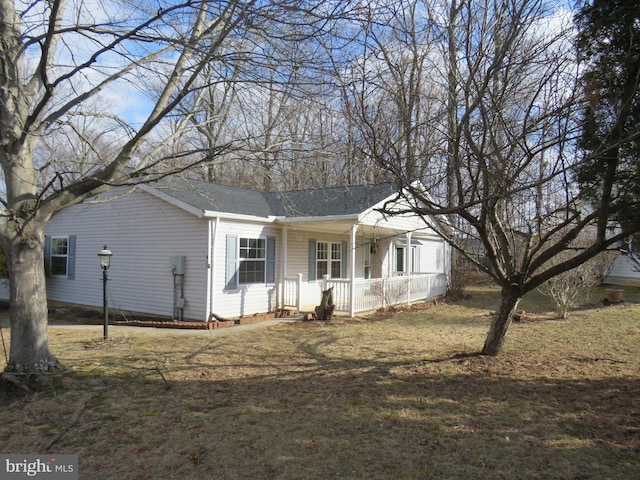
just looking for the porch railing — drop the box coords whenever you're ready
[281,273,447,316]
[282,273,303,312]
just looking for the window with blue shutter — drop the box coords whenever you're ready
[226,235,238,289]
[44,236,51,275]
[266,237,276,284]
[308,239,317,281]
[227,235,275,287]
[47,235,76,279]
[67,235,76,280]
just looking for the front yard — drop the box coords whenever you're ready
[1,285,639,479]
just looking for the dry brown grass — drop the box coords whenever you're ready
[1,286,639,479]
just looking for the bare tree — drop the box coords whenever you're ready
[0,0,345,383]
[336,0,442,184]
[172,26,349,191]
[347,0,639,355]
[178,61,242,183]
[233,34,354,191]
[538,238,616,319]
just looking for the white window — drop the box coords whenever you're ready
[50,237,69,276]
[395,246,405,274]
[435,245,444,272]
[317,242,342,279]
[239,238,266,284]
[395,245,420,274]
[364,243,371,279]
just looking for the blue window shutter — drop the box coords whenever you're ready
[266,237,276,284]
[44,236,51,275]
[341,241,348,278]
[226,235,238,289]
[67,235,76,280]
[308,239,316,281]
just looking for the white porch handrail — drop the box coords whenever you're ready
[280,272,446,316]
[282,273,303,311]
[326,273,446,314]
[322,274,350,311]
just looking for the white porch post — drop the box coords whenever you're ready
[406,232,412,305]
[206,217,220,321]
[350,223,358,317]
[296,273,303,313]
[280,225,288,309]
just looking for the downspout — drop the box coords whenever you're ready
[406,232,412,305]
[349,223,358,317]
[205,219,212,321]
[445,241,451,288]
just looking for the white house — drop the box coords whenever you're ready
[605,252,640,286]
[0,278,7,302]
[43,178,450,321]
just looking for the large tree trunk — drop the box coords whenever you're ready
[3,234,59,379]
[481,286,521,356]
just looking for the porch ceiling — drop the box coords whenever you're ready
[277,218,417,238]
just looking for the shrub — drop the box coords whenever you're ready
[538,250,616,319]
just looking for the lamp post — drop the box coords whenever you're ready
[98,246,112,340]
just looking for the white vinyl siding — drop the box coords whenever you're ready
[212,221,280,318]
[44,185,452,319]
[46,188,208,320]
[606,253,640,286]
[420,240,446,273]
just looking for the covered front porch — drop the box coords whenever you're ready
[281,272,447,316]
[276,212,449,316]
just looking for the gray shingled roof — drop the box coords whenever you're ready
[153,177,397,218]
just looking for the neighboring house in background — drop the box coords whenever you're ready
[0,251,7,301]
[0,278,7,302]
[605,240,640,286]
[44,178,450,321]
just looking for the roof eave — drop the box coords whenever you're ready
[276,213,360,224]
[139,184,206,218]
[203,211,277,222]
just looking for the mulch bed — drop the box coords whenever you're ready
[113,309,295,330]
[48,305,296,330]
